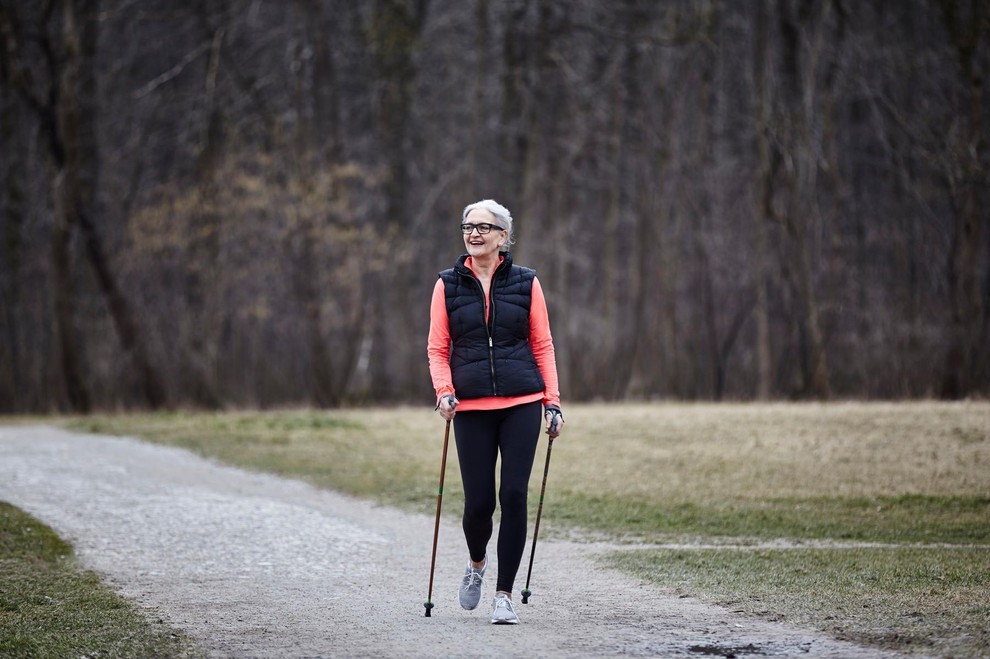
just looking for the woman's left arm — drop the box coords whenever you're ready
[530,278,563,437]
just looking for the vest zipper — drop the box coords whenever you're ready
[467,269,499,397]
[469,266,501,396]
[483,277,498,396]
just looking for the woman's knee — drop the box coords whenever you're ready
[463,499,496,524]
[498,486,528,515]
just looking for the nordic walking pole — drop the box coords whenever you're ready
[424,413,454,617]
[521,413,559,604]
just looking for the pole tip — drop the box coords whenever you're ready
[424,601,434,617]
[521,588,531,604]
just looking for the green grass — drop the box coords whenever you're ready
[0,501,199,659]
[550,492,990,544]
[52,401,990,657]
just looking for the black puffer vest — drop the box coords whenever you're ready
[439,253,545,399]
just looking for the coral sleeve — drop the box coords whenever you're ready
[427,279,455,402]
[529,277,561,408]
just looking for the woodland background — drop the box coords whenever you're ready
[0,0,987,413]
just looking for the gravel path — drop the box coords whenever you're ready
[0,425,906,658]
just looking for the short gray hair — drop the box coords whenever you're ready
[462,199,515,253]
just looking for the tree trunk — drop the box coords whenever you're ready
[76,0,166,407]
[600,1,643,399]
[794,232,830,397]
[774,0,832,399]
[939,0,988,398]
[499,0,531,209]
[0,77,25,411]
[52,177,90,411]
[53,0,91,411]
[366,0,427,399]
[752,0,774,399]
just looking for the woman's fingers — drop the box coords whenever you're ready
[438,394,458,420]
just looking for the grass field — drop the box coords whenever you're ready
[51,401,990,657]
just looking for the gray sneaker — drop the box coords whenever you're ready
[490,594,519,624]
[458,557,487,610]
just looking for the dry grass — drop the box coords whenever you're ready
[556,401,990,502]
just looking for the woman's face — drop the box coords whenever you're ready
[462,208,506,259]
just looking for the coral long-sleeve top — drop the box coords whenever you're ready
[428,257,561,412]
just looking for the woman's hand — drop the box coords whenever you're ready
[544,405,564,439]
[437,394,459,421]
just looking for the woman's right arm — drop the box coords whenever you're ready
[427,279,456,406]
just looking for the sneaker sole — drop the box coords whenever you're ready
[491,619,519,625]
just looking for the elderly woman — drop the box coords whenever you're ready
[427,199,564,625]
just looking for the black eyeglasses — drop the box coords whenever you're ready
[460,222,503,235]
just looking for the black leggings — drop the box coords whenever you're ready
[453,400,542,594]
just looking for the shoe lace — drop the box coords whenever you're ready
[461,568,485,590]
[493,596,514,613]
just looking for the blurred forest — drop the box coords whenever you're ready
[0,0,987,412]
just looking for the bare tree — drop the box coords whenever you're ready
[2,0,165,410]
[938,0,989,398]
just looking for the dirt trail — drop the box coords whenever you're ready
[0,426,906,658]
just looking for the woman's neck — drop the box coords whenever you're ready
[468,253,501,279]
